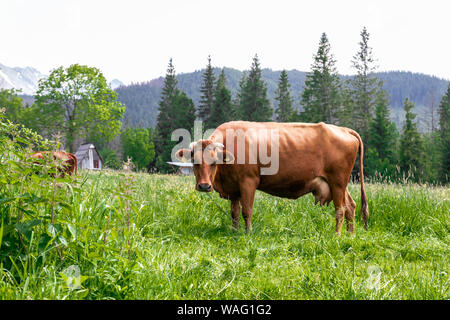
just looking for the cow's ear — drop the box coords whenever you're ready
[175,148,192,162]
[218,150,234,163]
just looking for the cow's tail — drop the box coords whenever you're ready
[349,130,369,230]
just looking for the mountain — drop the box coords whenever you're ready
[110,79,124,90]
[116,68,449,131]
[0,63,45,95]
[0,63,124,94]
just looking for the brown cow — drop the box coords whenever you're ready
[176,121,369,235]
[30,151,78,177]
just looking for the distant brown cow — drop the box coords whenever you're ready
[30,151,78,177]
[176,121,369,235]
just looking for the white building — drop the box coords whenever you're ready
[75,143,103,170]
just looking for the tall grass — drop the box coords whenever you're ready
[2,171,448,299]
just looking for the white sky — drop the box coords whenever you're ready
[1,0,449,84]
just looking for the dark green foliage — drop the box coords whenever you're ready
[274,70,297,122]
[422,132,442,183]
[197,56,216,127]
[208,69,233,128]
[121,127,155,171]
[399,98,425,180]
[232,72,247,118]
[99,147,121,170]
[366,86,398,177]
[155,89,196,171]
[437,83,450,182]
[236,55,273,121]
[172,90,196,131]
[300,33,342,124]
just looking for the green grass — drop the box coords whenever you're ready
[1,171,449,299]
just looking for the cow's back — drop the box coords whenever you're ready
[210,121,359,199]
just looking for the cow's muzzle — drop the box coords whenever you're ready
[197,183,212,192]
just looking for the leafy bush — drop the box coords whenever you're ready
[0,113,139,299]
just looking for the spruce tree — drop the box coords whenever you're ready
[438,83,450,182]
[173,90,196,131]
[399,98,424,180]
[155,58,178,171]
[348,27,382,144]
[300,33,342,124]
[197,56,216,127]
[209,69,233,128]
[238,54,273,121]
[232,72,247,119]
[274,70,297,122]
[366,85,398,177]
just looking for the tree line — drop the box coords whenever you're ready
[0,27,448,183]
[154,28,449,183]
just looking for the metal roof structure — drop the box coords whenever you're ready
[167,161,193,167]
[75,143,103,170]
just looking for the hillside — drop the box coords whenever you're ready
[3,62,447,132]
[116,68,449,131]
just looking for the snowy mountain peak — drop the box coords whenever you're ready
[0,63,46,95]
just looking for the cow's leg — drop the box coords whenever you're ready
[344,188,356,234]
[330,184,346,235]
[230,199,241,230]
[239,179,257,232]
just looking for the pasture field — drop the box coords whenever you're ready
[0,171,449,300]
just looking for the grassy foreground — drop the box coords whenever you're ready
[1,171,449,299]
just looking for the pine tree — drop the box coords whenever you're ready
[337,85,355,128]
[238,54,273,121]
[209,69,233,128]
[348,27,382,144]
[197,55,216,128]
[155,58,179,171]
[366,85,398,177]
[232,72,247,119]
[438,83,450,182]
[300,33,342,124]
[399,98,424,180]
[173,90,196,131]
[274,70,296,122]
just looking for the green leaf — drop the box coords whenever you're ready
[47,223,62,237]
[38,233,52,252]
[16,219,41,236]
[67,223,77,241]
[57,235,68,247]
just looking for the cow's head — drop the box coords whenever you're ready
[175,139,234,192]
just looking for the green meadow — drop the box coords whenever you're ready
[1,171,449,299]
